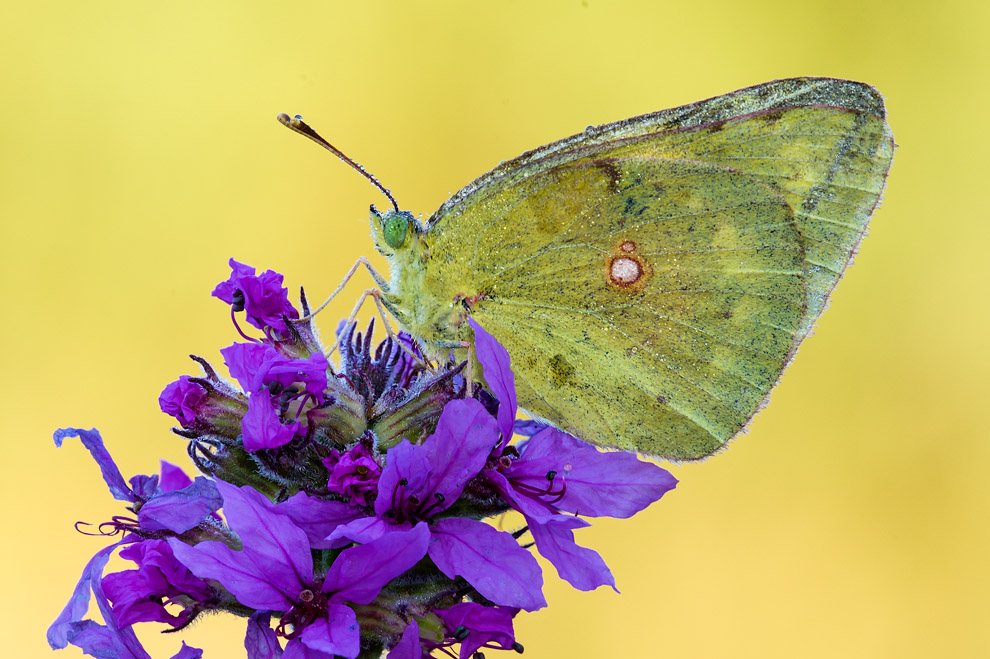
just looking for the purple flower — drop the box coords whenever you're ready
[168,481,431,659]
[386,620,426,659]
[323,442,382,506]
[53,428,223,535]
[160,376,210,426]
[56,260,684,659]
[213,258,299,334]
[436,602,521,658]
[50,429,213,659]
[102,539,214,628]
[329,399,547,612]
[220,342,330,451]
[245,613,283,659]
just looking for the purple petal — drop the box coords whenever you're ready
[60,620,121,658]
[264,352,329,399]
[282,641,333,659]
[61,619,154,659]
[246,612,283,659]
[420,399,500,509]
[221,342,280,393]
[267,491,363,550]
[214,481,314,591]
[323,444,382,506]
[387,620,421,659]
[105,540,212,628]
[212,258,256,303]
[374,439,432,518]
[437,602,518,658]
[428,518,546,611]
[240,268,299,332]
[468,318,517,446]
[528,516,616,592]
[47,536,153,658]
[167,537,292,611]
[103,567,175,627]
[138,477,223,533]
[242,390,300,451]
[170,642,204,659]
[512,419,550,437]
[167,482,314,609]
[484,468,556,523]
[322,523,430,605]
[128,474,160,501]
[48,541,124,649]
[89,542,155,659]
[375,401,498,521]
[324,516,398,547]
[513,428,677,518]
[299,605,359,659]
[159,377,209,426]
[53,428,133,503]
[159,461,193,492]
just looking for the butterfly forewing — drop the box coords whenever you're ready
[594,105,894,335]
[404,78,893,459]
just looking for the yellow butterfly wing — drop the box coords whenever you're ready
[389,78,894,460]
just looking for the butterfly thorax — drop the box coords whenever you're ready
[372,209,478,355]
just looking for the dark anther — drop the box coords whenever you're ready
[231,289,245,312]
[399,478,408,486]
[267,381,284,395]
[512,641,525,653]
[454,625,470,641]
[407,494,421,506]
[473,653,485,659]
[354,464,369,476]
[545,470,557,482]
[418,491,447,518]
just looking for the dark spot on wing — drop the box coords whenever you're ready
[548,354,576,387]
[758,109,784,125]
[594,159,622,195]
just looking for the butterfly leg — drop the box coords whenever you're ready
[463,340,474,397]
[324,286,433,371]
[292,256,387,323]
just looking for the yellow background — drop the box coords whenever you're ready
[3,1,987,657]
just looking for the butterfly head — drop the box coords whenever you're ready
[370,205,420,255]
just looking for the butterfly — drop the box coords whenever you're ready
[280,77,894,461]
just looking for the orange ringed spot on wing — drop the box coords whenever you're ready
[620,240,637,253]
[609,256,642,286]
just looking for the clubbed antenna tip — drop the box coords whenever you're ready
[277,112,400,212]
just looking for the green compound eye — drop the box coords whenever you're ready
[383,212,411,249]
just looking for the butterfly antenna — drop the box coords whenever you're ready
[277,113,400,213]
